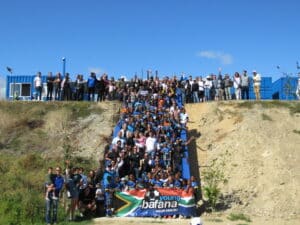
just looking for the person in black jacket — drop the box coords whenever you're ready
[97,75,106,102]
[75,74,85,101]
[46,72,54,101]
[191,80,199,103]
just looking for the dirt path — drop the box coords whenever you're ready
[92,215,299,225]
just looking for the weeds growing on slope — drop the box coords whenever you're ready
[202,152,229,211]
[293,129,300,135]
[261,113,273,121]
[227,213,252,222]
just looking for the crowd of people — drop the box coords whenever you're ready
[43,70,300,224]
[44,73,204,224]
[34,69,270,103]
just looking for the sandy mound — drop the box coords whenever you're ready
[186,101,300,220]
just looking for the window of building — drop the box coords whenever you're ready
[10,83,31,97]
[21,84,31,96]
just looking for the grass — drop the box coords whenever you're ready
[0,152,97,225]
[293,130,300,135]
[0,101,108,155]
[0,101,117,224]
[0,101,104,119]
[207,218,223,222]
[238,101,255,109]
[146,221,166,223]
[258,101,290,109]
[289,102,300,114]
[227,213,251,222]
[19,220,93,225]
[261,113,273,121]
[237,101,300,115]
[238,100,290,109]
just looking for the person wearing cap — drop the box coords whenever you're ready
[252,70,261,100]
[224,74,232,100]
[241,70,250,100]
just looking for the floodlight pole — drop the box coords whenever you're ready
[62,57,66,77]
[7,69,14,100]
[10,71,14,100]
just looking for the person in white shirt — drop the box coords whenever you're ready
[179,107,189,127]
[197,76,205,102]
[34,72,43,100]
[204,75,213,101]
[112,131,125,149]
[233,72,242,100]
[145,131,157,157]
[252,70,261,100]
[296,73,300,100]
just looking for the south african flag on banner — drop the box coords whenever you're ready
[114,188,196,217]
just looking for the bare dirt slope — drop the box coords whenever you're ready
[0,101,119,161]
[42,101,120,160]
[186,101,300,221]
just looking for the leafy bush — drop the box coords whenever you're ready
[203,185,221,210]
[202,156,228,211]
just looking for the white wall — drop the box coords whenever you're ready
[0,76,6,100]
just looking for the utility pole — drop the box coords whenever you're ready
[6,67,14,100]
[62,57,66,77]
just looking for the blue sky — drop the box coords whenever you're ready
[0,0,300,89]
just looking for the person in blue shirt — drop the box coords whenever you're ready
[45,166,64,225]
[87,72,97,101]
[126,173,136,190]
[161,143,172,168]
[104,175,116,217]
[152,174,163,188]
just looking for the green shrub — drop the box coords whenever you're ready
[261,113,273,121]
[202,156,228,211]
[227,213,251,222]
[238,101,255,109]
[203,185,220,210]
[259,101,290,109]
[289,103,300,114]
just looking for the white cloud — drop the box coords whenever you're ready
[196,50,233,65]
[0,76,6,100]
[88,67,106,75]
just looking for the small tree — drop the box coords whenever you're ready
[202,155,228,211]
